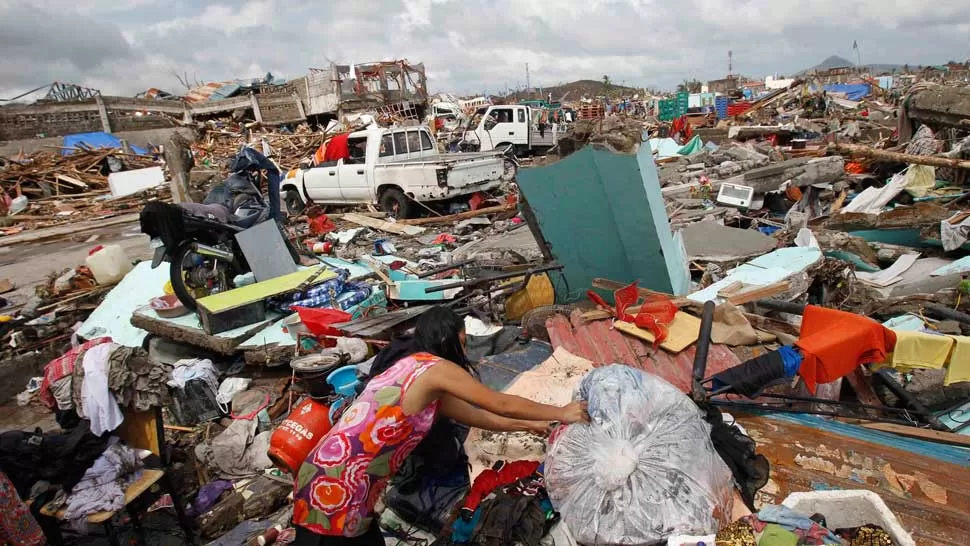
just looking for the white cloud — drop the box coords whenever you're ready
[1,0,968,101]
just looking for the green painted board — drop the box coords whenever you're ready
[197,266,336,313]
[517,143,690,303]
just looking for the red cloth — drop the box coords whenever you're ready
[39,337,112,408]
[322,133,351,163]
[294,307,352,338]
[462,460,540,513]
[795,306,897,394]
[670,115,693,142]
[308,213,336,235]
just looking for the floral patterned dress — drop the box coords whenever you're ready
[293,353,441,536]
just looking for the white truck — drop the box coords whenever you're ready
[282,126,514,218]
[463,104,566,156]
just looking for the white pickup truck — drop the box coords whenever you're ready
[462,104,566,156]
[282,126,514,218]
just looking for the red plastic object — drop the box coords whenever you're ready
[469,192,485,211]
[586,282,678,348]
[88,245,105,256]
[268,398,332,473]
[308,214,336,235]
[150,294,189,318]
[294,306,352,337]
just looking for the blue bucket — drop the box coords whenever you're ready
[326,365,360,397]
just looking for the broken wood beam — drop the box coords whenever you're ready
[860,422,970,448]
[397,202,516,226]
[590,277,696,308]
[727,281,791,306]
[829,142,970,170]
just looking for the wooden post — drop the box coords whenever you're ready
[164,133,193,204]
[292,93,306,121]
[94,95,111,133]
[830,142,970,170]
[249,94,263,123]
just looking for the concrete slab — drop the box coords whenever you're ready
[873,257,963,298]
[681,221,777,262]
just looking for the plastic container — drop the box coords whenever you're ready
[782,490,915,546]
[85,244,133,285]
[327,365,360,396]
[9,195,28,215]
[268,398,332,474]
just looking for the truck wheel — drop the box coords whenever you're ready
[284,189,306,215]
[379,188,412,219]
[501,158,518,181]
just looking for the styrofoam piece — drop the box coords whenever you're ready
[782,490,915,546]
[667,534,715,546]
[107,166,165,198]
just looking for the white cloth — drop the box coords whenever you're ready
[941,212,970,252]
[81,343,124,437]
[63,437,142,530]
[168,358,219,391]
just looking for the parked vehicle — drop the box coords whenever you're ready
[282,125,515,218]
[461,104,567,156]
[139,148,298,311]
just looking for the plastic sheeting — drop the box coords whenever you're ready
[62,132,149,156]
[545,365,734,545]
[822,84,871,101]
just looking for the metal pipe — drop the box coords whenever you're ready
[423,263,563,293]
[754,299,806,315]
[691,301,716,401]
[872,368,947,430]
[923,303,970,326]
[190,242,235,262]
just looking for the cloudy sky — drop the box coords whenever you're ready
[2,0,969,101]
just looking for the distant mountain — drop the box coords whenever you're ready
[799,55,907,75]
[507,79,642,102]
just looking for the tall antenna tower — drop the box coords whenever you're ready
[728,50,733,76]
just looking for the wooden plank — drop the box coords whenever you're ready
[0,213,139,247]
[197,267,335,314]
[54,173,89,190]
[591,277,696,308]
[398,203,516,226]
[342,212,425,236]
[727,280,791,306]
[42,469,165,522]
[861,423,970,448]
[612,311,701,353]
[716,281,745,297]
[130,307,272,355]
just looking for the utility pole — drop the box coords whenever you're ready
[728,50,733,77]
[525,63,531,94]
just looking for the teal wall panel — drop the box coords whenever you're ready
[517,144,689,303]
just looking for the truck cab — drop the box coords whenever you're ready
[465,104,562,156]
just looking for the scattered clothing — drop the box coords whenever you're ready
[760,523,799,546]
[715,519,757,546]
[79,343,124,436]
[835,524,896,546]
[889,330,954,370]
[186,479,233,518]
[744,505,841,545]
[168,358,219,391]
[294,522,383,546]
[461,460,540,515]
[195,417,273,479]
[941,212,970,251]
[712,348,793,398]
[39,337,112,409]
[62,438,143,530]
[0,421,109,498]
[795,306,896,394]
[945,336,970,386]
[699,403,769,511]
[0,471,45,546]
[293,353,442,538]
[107,346,172,411]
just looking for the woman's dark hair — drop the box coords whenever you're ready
[412,306,471,371]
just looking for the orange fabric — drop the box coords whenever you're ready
[795,306,897,394]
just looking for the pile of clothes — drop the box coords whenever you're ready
[440,460,564,546]
[38,338,173,433]
[716,504,898,546]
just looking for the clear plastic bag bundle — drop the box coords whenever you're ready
[545,365,734,545]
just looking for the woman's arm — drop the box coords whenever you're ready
[424,361,587,423]
[438,393,550,434]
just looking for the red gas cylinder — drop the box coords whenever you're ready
[268,398,332,474]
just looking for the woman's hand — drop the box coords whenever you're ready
[559,401,590,424]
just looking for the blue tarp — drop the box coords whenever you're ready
[62,132,149,156]
[822,83,871,101]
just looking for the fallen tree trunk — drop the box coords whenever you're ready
[829,142,970,170]
[397,202,516,226]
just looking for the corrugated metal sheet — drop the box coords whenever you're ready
[184,81,232,103]
[545,309,740,391]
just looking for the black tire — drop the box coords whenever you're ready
[501,158,518,181]
[284,189,306,215]
[169,242,200,312]
[379,187,412,219]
